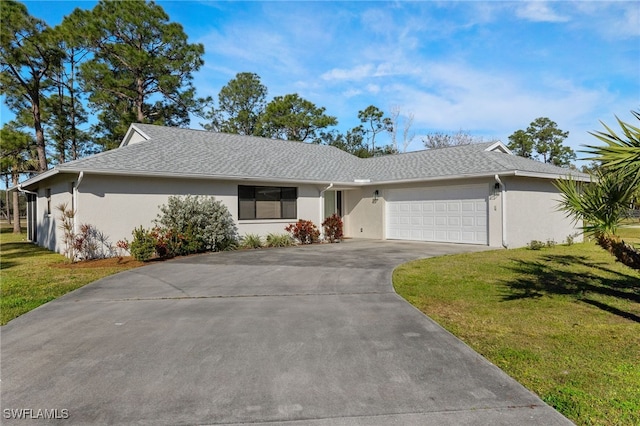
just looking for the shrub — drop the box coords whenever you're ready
[240,233,263,249]
[155,195,238,254]
[285,219,320,244]
[115,240,129,259]
[322,213,343,243]
[150,227,188,258]
[57,203,76,261]
[528,240,546,250]
[73,223,116,260]
[129,226,157,262]
[265,233,294,247]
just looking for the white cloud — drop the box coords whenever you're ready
[321,64,375,81]
[516,2,570,23]
[574,1,640,39]
[343,88,363,98]
[366,84,381,95]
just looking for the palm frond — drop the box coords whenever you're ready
[582,111,640,187]
[555,171,634,237]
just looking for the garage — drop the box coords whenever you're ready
[386,185,488,244]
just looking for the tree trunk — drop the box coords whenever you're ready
[136,76,145,122]
[596,234,640,270]
[12,169,21,234]
[5,174,11,224]
[32,91,48,172]
[69,54,79,160]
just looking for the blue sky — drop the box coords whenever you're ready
[4,1,640,161]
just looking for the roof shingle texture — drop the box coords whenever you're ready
[57,124,584,184]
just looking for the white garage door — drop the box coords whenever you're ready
[386,185,488,244]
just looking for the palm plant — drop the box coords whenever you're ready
[556,111,640,269]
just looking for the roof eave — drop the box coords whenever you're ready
[512,170,592,182]
[55,168,364,187]
[363,171,517,186]
[9,168,61,191]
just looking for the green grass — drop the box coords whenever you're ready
[1,222,142,325]
[393,231,640,426]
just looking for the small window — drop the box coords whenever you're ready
[70,182,75,212]
[238,185,297,220]
[45,188,51,215]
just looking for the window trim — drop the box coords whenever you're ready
[238,185,298,220]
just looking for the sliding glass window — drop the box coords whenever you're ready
[238,186,297,220]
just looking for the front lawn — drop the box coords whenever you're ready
[0,223,143,325]
[393,233,640,426]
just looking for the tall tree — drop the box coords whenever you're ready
[0,125,36,233]
[514,117,575,166]
[43,93,92,163]
[258,93,337,142]
[45,16,92,162]
[357,105,393,154]
[507,129,534,158]
[315,129,372,158]
[0,0,62,172]
[74,0,205,148]
[204,72,268,135]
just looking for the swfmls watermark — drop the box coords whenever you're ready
[3,408,69,420]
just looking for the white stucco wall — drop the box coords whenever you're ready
[29,172,582,254]
[33,175,75,252]
[343,177,576,249]
[33,174,325,254]
[343,188,384,239]
[502,176,583,248]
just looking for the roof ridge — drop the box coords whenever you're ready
[133,123,356,155]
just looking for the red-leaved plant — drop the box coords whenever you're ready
[322,214,343,243]
[285,219,320,244]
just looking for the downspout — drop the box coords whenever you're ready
[17,185,39,242]
[17,184,38,196]
[494,175,508,248]
[74,172,84,234]
[320,183,334,240]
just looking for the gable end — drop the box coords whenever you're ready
[484,141,512,155]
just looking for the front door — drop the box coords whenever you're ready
[323,190,342,219]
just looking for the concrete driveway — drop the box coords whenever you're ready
[1,240,571,425]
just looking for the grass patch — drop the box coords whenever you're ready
[393,233,640,426]
[1,222,143,325]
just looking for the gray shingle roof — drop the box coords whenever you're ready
[58,125,362,182]
[44,123,587,185]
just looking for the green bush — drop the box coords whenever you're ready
[129,226,157,261]
[155,195,238,255]
[265,233,294,247]
[527,240,546,250]
[240,233,263,249]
